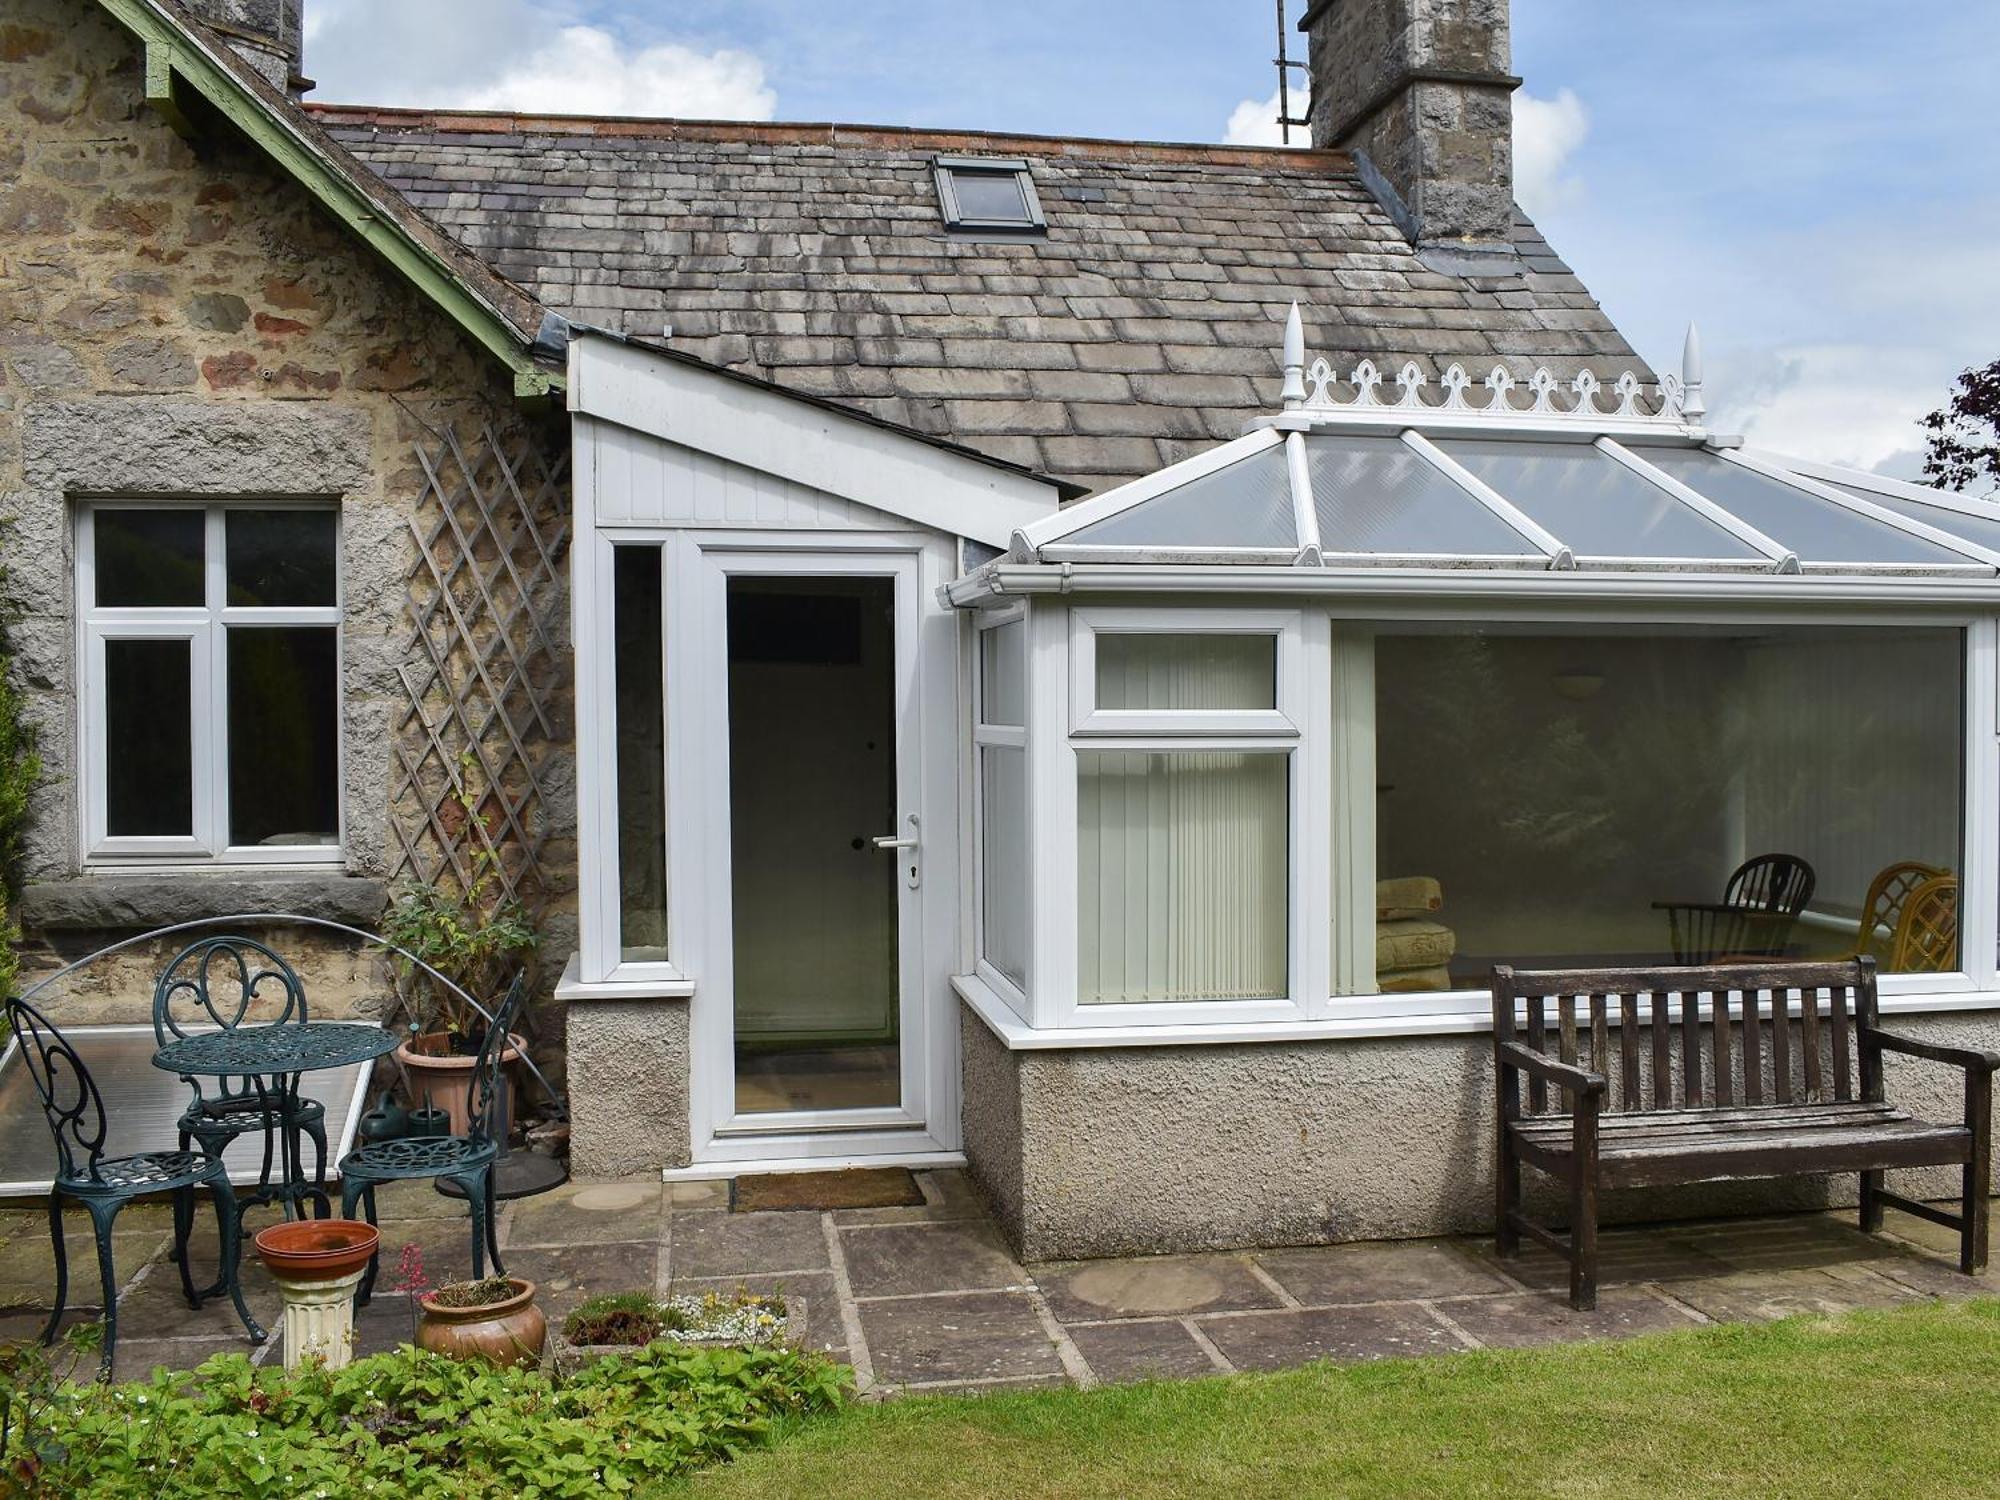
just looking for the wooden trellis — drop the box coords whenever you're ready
[391,420,570,922]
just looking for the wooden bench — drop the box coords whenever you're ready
[1492,957,1996,1310]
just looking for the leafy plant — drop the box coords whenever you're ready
[562,1292,667,1346]
[1923,358,2000,493]
[0,520,43,998]
[0,1340,848,1498]
[379,769,538,1042]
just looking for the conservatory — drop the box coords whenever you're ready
[560,316,2000,1260]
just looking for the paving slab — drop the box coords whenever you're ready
[667,1268,847,1356]
[671,1209,830,1280]
[114,1268,278,1341]
[1066,1319,1220,1383]
[501,1241,659,1321]
[857,1290,1066,1387]
[1254,1240,1511,1307]
[1667,1214,1904,1272]
[351,1293,421,1359]
[1443,1288,1699,1348]
[508,1182,666,1248]
[111,1336,249,1383]
[841,1222,1026,1298]
[1460,1227,1731,1291]
[1035,1253,1280,1322]
[366,1180,475,1221]
[667,1179,730,1210]
[1666,1264,1924,1324]
[1199,1304,1464,1372]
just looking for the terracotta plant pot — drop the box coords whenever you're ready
[417,1278,546,1369]
[397,1032,527,1138]
[253,1218,380,1282]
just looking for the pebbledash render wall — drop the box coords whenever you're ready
[0,0,574,1022]
[961,1003,2000,1261]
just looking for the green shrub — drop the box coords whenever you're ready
[0,1338,849,1498]
[0,522,41,997]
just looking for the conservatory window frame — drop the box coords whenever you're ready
[972,604,1031,1015]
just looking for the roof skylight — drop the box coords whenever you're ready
[934,155,1046,234]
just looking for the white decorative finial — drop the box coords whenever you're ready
[1680,322,1706,423]
[1280,301,1307,411]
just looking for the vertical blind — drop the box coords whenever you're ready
[1078,636,1288,1004]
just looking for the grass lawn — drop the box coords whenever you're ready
[677,1298,2000,1499]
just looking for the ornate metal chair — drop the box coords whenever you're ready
[1657,852,1817,964]
[6,997,263,1380]
[153,936,329,1233]
[338,975,524,1304]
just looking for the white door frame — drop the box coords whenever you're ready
[671,528,963,1166]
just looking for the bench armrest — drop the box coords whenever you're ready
[1497,1040,1607,1099]
[1869,1028,2000,1073]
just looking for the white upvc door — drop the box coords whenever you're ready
[674,530,962,1166]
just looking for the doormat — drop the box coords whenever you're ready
[729,1168,924,1213]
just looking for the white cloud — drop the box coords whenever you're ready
[1222,86,1309,148]
[1714,345,1953,479]
[301,1,773,119]
[444,26,774,119]
[1513,88,1589,220]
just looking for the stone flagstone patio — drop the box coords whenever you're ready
[0,1172,1992,1391]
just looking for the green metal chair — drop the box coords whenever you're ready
[338,975,524,1304]
[6,996,264,1380]
[153,935,330,1245]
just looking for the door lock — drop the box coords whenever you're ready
[871,814,921,888]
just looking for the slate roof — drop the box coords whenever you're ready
[314,107,1648,495]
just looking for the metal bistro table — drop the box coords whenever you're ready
[153,1022,402,1220]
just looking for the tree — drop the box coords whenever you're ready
[1922,359,2000,493]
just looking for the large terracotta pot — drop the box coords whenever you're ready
[253,1218,380,1282]
[396,1032,527,1138]
[417,1278,546,1369]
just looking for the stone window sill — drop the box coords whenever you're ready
[18,872,388,932]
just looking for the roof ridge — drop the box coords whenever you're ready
[303,103,1355,169]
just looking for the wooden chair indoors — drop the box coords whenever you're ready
[1887,874,1959,974]
[1655,853,1817,964]
[1854,861,1949,962]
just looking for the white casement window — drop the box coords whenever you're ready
[973,608,1030,1012]
[1050,607,1321,1027]
[78,503,342,864]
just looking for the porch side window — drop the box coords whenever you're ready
[975,616,1029,994]
[1371,624,1966,989]
[1071,612,1299,1005]
[613,545,669,961]
[81,503,340,861]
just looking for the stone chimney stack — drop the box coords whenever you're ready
[183,0,309,97]
[1300,0,1520,272]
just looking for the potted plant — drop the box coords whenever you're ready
[550,1288,805,1374]
[415,1275,546,1369]
[252,1219,381,1372]
[380,841,538,1138]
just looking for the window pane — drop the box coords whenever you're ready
[1065,445,1296,549]
[227,627,338,847]
[1307,434,1542,557]
[614,546,668,961]
[1372,626,1964,989]
[104,638,193,836]
[950,169,1033,223]
[1078,750,1288,1003]
[980,746,1028,989]
[1096,633,1277,711]
[95,509,204,607]
[1435,438,1762,561]
[226,510,338,606]
[980,620,1025,726]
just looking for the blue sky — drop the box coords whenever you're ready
[305,1,1999,478]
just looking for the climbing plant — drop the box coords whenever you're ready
[0,520,42,995]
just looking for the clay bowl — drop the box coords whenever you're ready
[254,1218,381,1282]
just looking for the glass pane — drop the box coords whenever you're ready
[1078,750,1288,1003]
[979,619,1025,727]
[95,509,204,607]
[950,168,1033,223]
[1096,633,1276,711]
[1306,434,1541,556]
[227,627,338,847]
[729,577,901,1112]
[1065,445,1297,549]
[104,638,193,837]
[1436,438,1762,561]
[615,547,668,960]
[1371,626,1964,989]
[226,510,337,606]
[980,746,1028,989]
[1638,449,1971,566]
[1840,486,2000,552]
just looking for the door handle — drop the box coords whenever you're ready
[871,815,921,888]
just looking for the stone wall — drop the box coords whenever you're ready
[565,997,690,1177]
[0,0,573,1040]
[962,1001,2000,1262]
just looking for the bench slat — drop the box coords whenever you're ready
[1619,993,1641,1110]
[1771,985,1793,1104]
[1801,983,1823,1100]
[1682,991,1703,1106]
[1831,982,1853,1102]
[1650,990,1671,1110]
